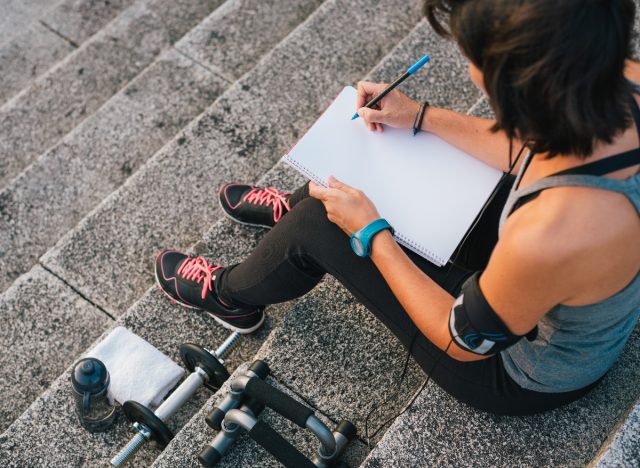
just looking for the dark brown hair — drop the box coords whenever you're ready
[425,0,636,158]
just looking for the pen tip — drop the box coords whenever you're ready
[351,113,359,120]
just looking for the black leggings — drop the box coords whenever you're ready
[215,178,599,415]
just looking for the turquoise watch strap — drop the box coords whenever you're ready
[350,218,393,257]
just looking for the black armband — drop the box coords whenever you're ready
[448,273,538,355]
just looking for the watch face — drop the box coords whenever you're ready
[350,237,366,257]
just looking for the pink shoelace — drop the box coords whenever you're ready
[242,187,291,224]
[177,256,222,300]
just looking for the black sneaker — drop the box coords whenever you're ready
[218,183,291,229]
[154,250,264,334]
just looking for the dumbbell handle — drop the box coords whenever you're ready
[155,367,207,421]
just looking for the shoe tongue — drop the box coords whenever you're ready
[227,185,253,205]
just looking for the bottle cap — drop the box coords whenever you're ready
[71,358,109,393]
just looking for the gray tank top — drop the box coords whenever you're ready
[498,149,640,393]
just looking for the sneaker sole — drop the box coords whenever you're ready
[153,265,265,335]
[217,188,275,230]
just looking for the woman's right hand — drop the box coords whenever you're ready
[356,81,421,132]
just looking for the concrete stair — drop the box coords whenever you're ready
[0,0,59,44]
[0,0,325,435]
[0,47,226,292]
[0,0,135,105]
[0,266,111,431]
[0,0,326,292]
[0,0,423,465]
[1,2,639,468]
[359,330,640,467]
[38,0,422,318]
[0,0,222,189]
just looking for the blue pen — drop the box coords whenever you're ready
[351,54,430,120]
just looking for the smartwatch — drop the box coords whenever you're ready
[350,218,394,257]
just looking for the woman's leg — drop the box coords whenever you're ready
[215,194,471,311]
[215,178,599,415]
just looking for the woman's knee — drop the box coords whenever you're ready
[278,196,350,255]
[282,196,334,233]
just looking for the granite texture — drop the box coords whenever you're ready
[44,0,136,44]
[0,265,111,432]
[0,167,302,462]
[0,282,277,467]
[0,48,225,292]
[0,22,74,105]
[362,324,640,467]
[596,398,640,468]
[152,363,369,468]
[41,0,424,317]
[233,0,424,177]
[175,0,324,81]
[468,95,494,119]
[0,0,222,189]
[366,18,481,113]
[0,0,54,44]
[252,277,425,445]
[0,0,137,104]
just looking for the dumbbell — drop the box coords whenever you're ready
[110,332,242,466]
[198,360,357,467]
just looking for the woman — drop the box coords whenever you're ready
[154,0,640,415]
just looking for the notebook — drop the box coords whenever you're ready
[282,86,503,266]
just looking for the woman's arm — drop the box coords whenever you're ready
[369,213,563,361]
[356,81,526,172]
[421,107,526,172]
[309,177,562,362]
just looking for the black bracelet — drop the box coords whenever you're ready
[412,100,430,136]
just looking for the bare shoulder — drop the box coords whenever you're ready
[497,186,640,305]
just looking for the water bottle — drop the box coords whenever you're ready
[71,357,117,432]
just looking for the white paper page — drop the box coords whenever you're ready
[284,86,503,265]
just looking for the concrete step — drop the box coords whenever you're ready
[0,48,225,293]
[0,0,324,434]
[594,397,640,467]
[0,23,74,106]
[0,0,57,44]
[0,265,111,432]
[0,0,222,189]
[360,325,640,467]
[173,0,322,82]
[43,0,136,45]
[40,0,424,318]
[0,139,321,461]
[0,0,135,105]
[151,363,369,468]
[0,0,323,292]
[0,222,294,466]
[0,4,427,451]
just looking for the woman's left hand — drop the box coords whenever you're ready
[308,176,381,236]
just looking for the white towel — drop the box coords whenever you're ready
[87,326,184,409]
